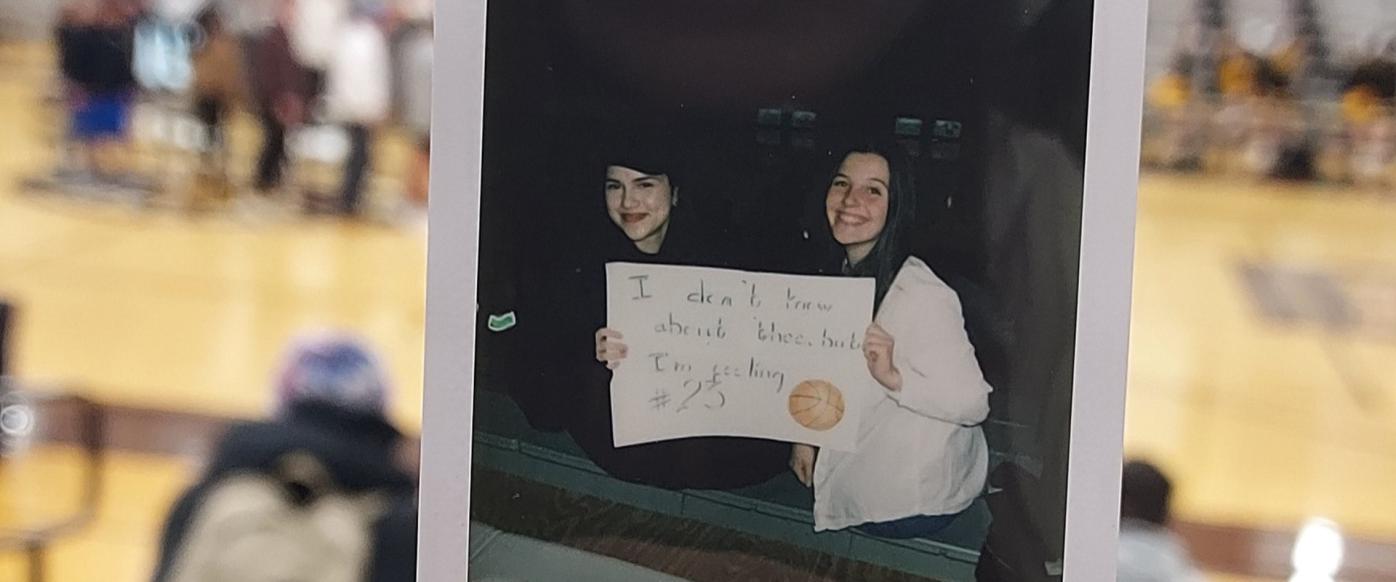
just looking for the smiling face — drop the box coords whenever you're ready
[605,165,677,254]
[825,152,891,266]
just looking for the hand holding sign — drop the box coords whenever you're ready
[595,328,627,370]
[790,443,816,487]
[863,323,902,392]
[606,263,874,451]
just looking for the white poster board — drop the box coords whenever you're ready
[606,263,874,451]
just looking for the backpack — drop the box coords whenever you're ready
[167,451,389,582]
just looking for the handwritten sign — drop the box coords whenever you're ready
[606,263,875,451]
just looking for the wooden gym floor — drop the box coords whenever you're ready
[1,41,1393,581]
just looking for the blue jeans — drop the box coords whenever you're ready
[858,513,958,539]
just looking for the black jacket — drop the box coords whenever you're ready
[511,212,789,490]
[151,402,417,582]
[56,23,136,95]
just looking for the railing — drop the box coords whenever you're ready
[0,381,106,582]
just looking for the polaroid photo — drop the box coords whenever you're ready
[420,1,1147,580]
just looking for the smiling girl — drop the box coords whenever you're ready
[531,133,789,490]
[790,143,993,537]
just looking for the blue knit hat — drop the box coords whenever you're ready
[274,331,390,417]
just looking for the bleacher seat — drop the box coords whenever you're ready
[469,522,690,582]
[470,388,991,580]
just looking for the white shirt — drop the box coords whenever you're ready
[1117,520,1205,582]
[291,0,347,70]
[326,19,391,123]
[812,257,991,531]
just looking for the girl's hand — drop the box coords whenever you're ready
[595,328,627,370]
[790,443,817,487]
[864,323,903,392]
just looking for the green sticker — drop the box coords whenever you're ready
[487,311,517,332]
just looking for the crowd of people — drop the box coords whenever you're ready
[51,0,433,217]
[1143,28,1396,190]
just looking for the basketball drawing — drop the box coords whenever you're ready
[788,380,845,431]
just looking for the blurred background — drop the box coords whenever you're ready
[0,0,1390,581]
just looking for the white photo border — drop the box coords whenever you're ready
[417,1,486,580]
[1063,0,1148,579]
[418,0,1149,579]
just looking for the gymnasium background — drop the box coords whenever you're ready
[1,0,1394,581]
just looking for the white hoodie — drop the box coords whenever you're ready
[812,257,992,531]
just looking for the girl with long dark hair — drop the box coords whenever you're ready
[534,132,789,490]
[790,143,992,538]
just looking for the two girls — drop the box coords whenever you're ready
[590,140,992,536]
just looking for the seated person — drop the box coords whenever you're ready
[788,142,992,538]
[151,332,417,582]
[1117,460,1203,582]
[525,133,788,490]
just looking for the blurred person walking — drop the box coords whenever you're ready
[55,1,94,172]
[56,0,140,181]
[1116,460,1203,582]
[189,6,242,198]
[289,0,347,105]
[151,332,417,582]
[387,0,431,115]
[250,0,310,193]
[218,0,276,96]
[325,1,391,216]
[394,2,431,211]
[191,7,241,151]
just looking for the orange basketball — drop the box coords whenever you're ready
[787,379,845,431]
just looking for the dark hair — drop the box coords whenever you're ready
[599,124,686,190]
[824,141,917,305]
[592,127,690,255]
[1120,460,1172,526]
